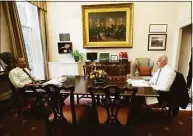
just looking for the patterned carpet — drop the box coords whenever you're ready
[0,107,192,136]
[131,109,192,136]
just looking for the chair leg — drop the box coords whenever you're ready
[77,94,79,105]
[168,108,172,123]
[44,119,54,136]
[96,95,100,105]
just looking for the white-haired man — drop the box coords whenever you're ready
[145,55,176,105]
[149,55,176,91]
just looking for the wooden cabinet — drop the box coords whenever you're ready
[84,61,131,77]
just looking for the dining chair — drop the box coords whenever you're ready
[81,65,108,105]
[83,65,92,79]
[155,72,189,122]
[0,52,15,71]
[8,79,37,117]
[38,84,88,136]
[135,58,154,77]
[88,85,137,126]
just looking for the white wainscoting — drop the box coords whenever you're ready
[48,62,82,79]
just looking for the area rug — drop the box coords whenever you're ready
[0,108,192,136]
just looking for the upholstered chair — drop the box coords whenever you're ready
[135,58,154,78]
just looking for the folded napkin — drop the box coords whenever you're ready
[129,80,150,87]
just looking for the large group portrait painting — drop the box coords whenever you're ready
[82,3,133,48]
[88,11,126,42]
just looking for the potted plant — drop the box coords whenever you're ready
[71,50,84,62]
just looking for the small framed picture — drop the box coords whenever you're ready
[111,55,119,62]
[149,24,168,33]
[148,34,167,51]
[58,42,72,54]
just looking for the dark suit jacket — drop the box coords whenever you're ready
[170,72,189,109]
[158,72,189,116]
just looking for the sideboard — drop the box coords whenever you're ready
[84,61,131,77]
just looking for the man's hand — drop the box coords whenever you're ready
[25,83,40,87]
[33,83,40,87]
[24,83,33,87]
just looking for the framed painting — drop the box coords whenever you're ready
[149,24,168,33]
[111,55,119,62]
[58,42,72,54]
[148,34,167,51]
[82,3,134,48]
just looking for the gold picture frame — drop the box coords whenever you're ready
[82,3,134,48]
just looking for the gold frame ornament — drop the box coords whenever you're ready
[82,3,134,48]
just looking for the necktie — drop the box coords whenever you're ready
[155,69,162,85]
[23,68,34,82]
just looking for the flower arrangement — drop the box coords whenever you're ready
[89,70,107,82]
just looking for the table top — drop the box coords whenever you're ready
[60,76,159,97]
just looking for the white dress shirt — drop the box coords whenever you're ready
[149,64,176,91]
[9,67,35,88]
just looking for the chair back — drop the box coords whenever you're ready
[0,52,15,71]
[8,77,38,117]
[39,84,76,124]
[88,85,137,125]
[135,58,154,76]
[8,78,16,94]
[135,58,154,68]
[8,78,19,107]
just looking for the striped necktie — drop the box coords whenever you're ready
[23,68,34,82]
[155,69,162,85]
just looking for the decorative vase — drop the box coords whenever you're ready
[93,77,106,85]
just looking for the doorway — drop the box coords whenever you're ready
[178,24,192,80]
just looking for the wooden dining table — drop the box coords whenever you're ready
[60,76,159,97]
[25,76,159,118]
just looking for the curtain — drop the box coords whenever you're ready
[2,1,29,66]
[38,9,49,79]
[28,1,47,11]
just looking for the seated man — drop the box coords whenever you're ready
[8,57,40,111]
[9,57,39,88]
[145,55,176,105]
[149,55,176,91]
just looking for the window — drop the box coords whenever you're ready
[16,2,45,80]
